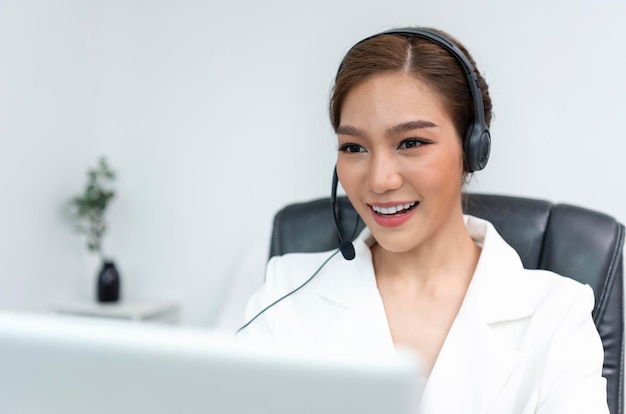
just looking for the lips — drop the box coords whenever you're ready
[368,201,419,227]
[370,202,417,216]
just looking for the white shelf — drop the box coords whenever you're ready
[53,298,180,323]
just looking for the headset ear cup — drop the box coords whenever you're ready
[464,123,491,172]
[476,131,491,170]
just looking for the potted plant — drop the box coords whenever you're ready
[71,157,121,303]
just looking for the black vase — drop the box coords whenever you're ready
[97,260,121,303]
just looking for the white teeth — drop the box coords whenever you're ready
[371,202,416,215]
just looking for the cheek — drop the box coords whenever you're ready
[336,160,367,209]
[412,146,465,190]
[335,160,356,195]
[435,139,465,179]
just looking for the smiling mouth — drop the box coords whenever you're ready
[369,202,419,216]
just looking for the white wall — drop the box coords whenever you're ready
[0,0,624,326]
[0,0,99,308]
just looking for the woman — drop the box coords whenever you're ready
[240,27,608,413]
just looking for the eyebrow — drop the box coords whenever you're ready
[336,120,438,138]
[335,125,366,137]
[386,120,438,136]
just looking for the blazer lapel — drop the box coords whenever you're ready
[419,309,526,413]
[420,217,536,413]
[313,232,395,354]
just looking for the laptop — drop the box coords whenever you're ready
[0,310,422,414]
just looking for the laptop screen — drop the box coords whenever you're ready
[0,310,423,414]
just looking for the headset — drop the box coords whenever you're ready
[331,166,357,261]
[237,27,490,334]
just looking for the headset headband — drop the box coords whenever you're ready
[386,29,486,129]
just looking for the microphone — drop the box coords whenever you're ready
[331,166,356,261]
[339,241,356,261]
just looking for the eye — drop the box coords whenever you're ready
[397,138,429,149]
[338,143,366,153]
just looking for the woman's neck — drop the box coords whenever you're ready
[371,214,481,294]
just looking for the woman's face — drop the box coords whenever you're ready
[336,71,465,254]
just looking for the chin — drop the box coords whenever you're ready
[370,231,423,254]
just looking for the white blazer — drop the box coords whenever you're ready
[240,216,609,413]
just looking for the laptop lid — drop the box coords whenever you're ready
[0,310,422,414]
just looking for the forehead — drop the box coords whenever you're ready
[339,72,451,129]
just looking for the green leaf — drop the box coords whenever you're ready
[69,156,117,253]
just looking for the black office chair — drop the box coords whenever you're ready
[269,193,624,414]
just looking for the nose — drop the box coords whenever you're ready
[367,152,402,194]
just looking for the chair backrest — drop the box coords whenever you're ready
[269,193,624,414]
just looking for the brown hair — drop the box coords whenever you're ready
[330,28,492,169]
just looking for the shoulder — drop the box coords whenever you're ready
[497,249,594,321]
[519,268,595,318]
[468,214,596,329]
[262,227,376,299]
[239,239,378,344]
[239,249,344,338]
[263,249,344,295]
[471,213,594,308]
